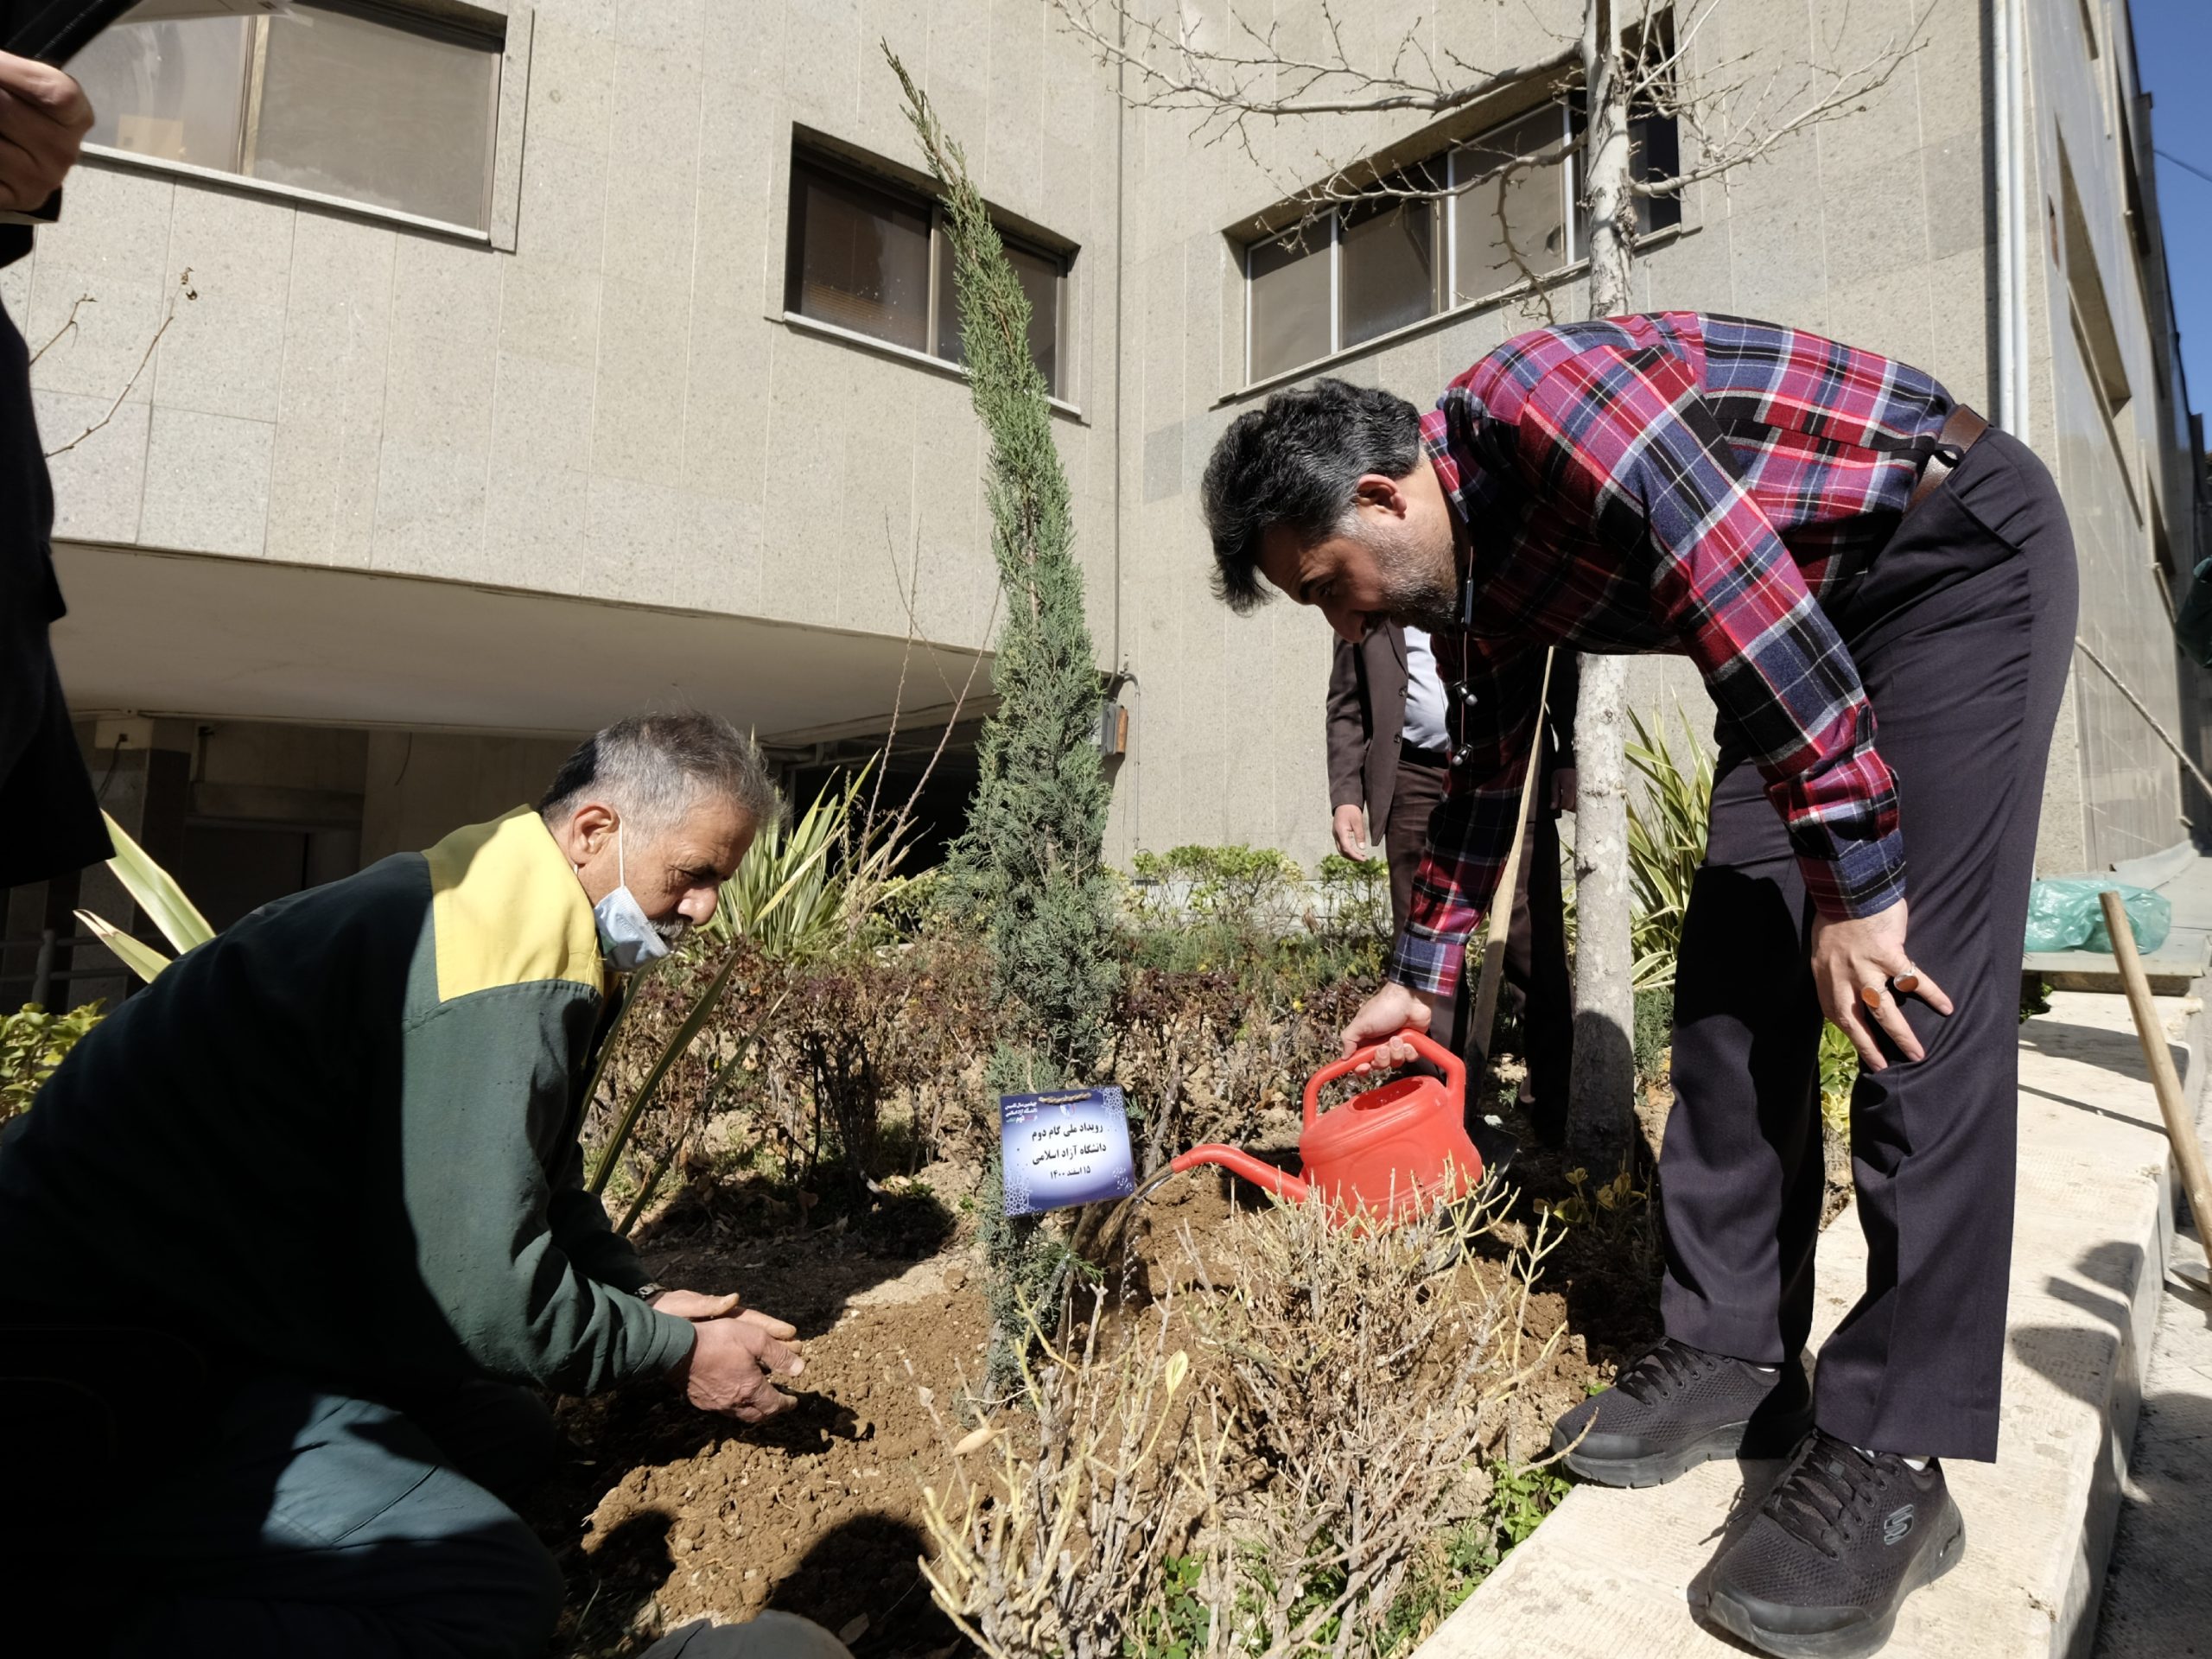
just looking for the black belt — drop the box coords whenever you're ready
[1904,404,1989,517]
[1400,739,1449,768]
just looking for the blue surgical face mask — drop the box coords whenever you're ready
[592,825,673,974]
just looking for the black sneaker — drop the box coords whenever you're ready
[1705,1430,1966,1659]
[1548,1337,1813,1486]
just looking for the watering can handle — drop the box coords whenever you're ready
[1303,1027,1465,1128]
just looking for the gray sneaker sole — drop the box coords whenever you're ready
[1551,1400,1815,1488]
[1705,1505,1967,1659]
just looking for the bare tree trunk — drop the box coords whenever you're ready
[1565,0,1639,1169]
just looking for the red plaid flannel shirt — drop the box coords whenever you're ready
[1395,311,1954,999]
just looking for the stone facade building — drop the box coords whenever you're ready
[4,0,2205,1003]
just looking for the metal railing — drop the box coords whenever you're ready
[1,930,118,1008]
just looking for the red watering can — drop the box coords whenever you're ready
[1169,1028,1483,1220]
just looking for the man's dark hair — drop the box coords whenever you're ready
[1199,378,1423,613]
[539,710,781,833]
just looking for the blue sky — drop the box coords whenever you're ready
[2132,0,2212,439]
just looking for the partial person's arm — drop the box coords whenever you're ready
[399,994,697,1395]
[545,1135,806,1420]
[545,1135,654,1292]
[1386,635,1548,1001]
[1325,638,1371,857]
[1516,345,1904,921]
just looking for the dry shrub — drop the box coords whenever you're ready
[918,1298,1206,1659]
[709,936,1000,1186]
[918,1186,1567,1659]
[613,940,1367,1205]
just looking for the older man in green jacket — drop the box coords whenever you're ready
[0,712,798,1657]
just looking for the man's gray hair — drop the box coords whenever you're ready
[538,711,781,834]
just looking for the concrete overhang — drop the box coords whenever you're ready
[48,543,995,747]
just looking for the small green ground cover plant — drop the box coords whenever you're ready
[1,1001,103,1122]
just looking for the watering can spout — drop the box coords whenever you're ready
[1171,1144,1313,1205]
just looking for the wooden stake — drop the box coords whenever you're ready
[1466,650,1556,1080]
[2100,887,2212,1236]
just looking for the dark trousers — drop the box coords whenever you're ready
[1389,751,1574,1125]
[1659,428,2076,1462]
[6,1369,563,1658]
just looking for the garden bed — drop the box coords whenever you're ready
[529,1073,1713,1657]
[538,867,1855,1656]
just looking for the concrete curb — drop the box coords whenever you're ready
[2089,1221,2210,1658]
[1417,988,2205,1659]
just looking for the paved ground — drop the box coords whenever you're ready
[2090,1220,2212,1659]
[1419,986,2201,1659]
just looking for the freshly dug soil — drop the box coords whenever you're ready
[533,1179,993,1658]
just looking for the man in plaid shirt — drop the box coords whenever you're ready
[1202,311,2076,1659]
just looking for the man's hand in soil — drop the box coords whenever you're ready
[0,52,92,213]
[649,1288,742,1319]
[1340,982,1438,1073]
[671,1308,806,1422]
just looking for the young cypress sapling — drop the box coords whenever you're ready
[888,48,1121,1389]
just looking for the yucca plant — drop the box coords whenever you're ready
[703,763,912,961]
[74,811,215,982]
[588,766,916,1200]
[1624,708,1715,992]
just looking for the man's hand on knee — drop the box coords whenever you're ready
[1810,899,1953,1071]
[671,1309,806,1422]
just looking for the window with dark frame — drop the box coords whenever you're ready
[1242,92,1681,385]
[785,147,1071,399]
[67,1,504,232]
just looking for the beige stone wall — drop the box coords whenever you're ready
[1107,0,2196,874]
[16,0,1120,671]
[1109,0,1987,869]
[2022,0,2192,868]
[15,0,2196,887]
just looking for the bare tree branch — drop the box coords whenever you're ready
[1632,1,1933,197]
[1055,0,1927,235]
[29,294,93,365]
[1052,0,1575,124]
[42,269,197,460]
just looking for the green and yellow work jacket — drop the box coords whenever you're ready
[0,810,696,1395]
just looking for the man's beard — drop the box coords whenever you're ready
[1372,524,1459,632]
[654,915,694,948]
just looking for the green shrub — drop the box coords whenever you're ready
[1132,844,1304,923]
[1631,983,1673,1086]
[1318,850,1390,944]
[1123,844,1387,994]
[1818,1021,1859,1133]
[1,1001,103,1122]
